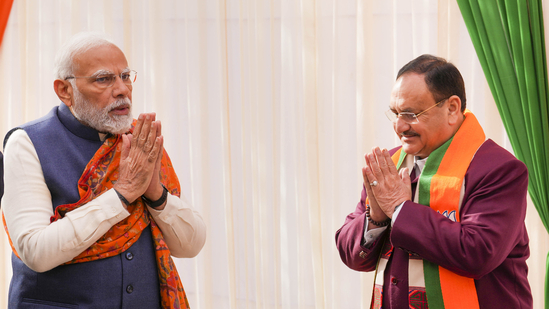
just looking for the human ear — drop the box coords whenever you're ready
[447,95,462,125]
[54,79,74,107]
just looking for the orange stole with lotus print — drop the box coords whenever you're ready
[50,130,190,309]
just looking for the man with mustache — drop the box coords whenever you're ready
[2,33,206,308]
[335,55,532,308]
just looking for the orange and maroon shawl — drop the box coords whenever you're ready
[4,126,190,309]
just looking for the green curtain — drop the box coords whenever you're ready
[457,0,549,307]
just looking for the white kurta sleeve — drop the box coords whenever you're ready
[2,130,130,273]
[147,193,206,258]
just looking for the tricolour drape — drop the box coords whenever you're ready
[457,0,549,307]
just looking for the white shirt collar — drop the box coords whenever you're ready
[414,156,428,174]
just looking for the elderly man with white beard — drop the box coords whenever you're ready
[2,32,206,309]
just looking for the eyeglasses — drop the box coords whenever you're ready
[65,70,137,89]
[385,97,450,124]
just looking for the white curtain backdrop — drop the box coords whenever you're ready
[1,0,547,308]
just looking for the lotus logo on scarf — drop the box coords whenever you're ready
[438,210,457,222]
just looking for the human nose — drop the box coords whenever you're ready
[112,74,131,97]
[394,115,411,133]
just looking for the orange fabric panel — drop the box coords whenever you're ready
[432,111,486,221]
[439,267,480,309]
[0,0,14,47]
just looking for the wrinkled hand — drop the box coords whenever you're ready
[363,147,412,218]
[142,120,165,203]
[362,153,388,225]
[114,113,163,203]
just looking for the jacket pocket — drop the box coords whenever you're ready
[20,298,79,309]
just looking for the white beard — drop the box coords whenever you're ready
[71,87,133,135]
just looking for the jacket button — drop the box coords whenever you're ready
[125,252,134,260]
[126,285,134,294]
[391,277,398,285]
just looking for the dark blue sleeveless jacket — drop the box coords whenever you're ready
[6,103,161,309]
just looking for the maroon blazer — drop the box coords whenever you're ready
[335,139,532,308]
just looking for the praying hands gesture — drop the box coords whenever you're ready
[114,113,164,206]
[362,147,412,227]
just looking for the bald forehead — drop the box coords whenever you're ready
[72,44,129,76]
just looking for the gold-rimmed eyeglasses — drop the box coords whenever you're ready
[385,97,450,124]
[65,70,137,89]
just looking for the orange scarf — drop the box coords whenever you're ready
[4,126,190,309]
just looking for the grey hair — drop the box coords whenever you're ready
[53,32,116,80]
